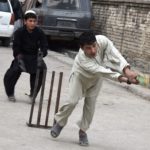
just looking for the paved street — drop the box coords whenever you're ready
[0,47,150,150]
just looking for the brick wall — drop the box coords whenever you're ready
[92,0,150,72]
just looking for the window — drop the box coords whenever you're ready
[47,0,80,10]
[0,0,10,12]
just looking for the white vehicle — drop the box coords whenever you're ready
[0,0,14,46]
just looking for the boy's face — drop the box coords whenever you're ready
[81,42,97,58]
[24,18,37,31]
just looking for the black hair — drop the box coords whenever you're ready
[79,31,96,47]
[24,13,37,20]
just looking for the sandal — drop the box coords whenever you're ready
[50,122,63,138]
[79,131,89,146]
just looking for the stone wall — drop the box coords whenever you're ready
[92,0,150,72]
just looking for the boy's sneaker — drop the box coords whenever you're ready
[8,96,16,102]
[79,131,89,146]
[50,122,63,138]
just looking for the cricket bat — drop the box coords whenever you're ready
[136,73,150,87]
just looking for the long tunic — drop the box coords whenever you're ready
[71,35,129,97]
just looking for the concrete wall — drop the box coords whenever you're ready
[92,0,150,72]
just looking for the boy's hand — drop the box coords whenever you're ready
[123,66,138,84]
[128,78,139,84]
[118,75,128,83]
[118,75,138,84]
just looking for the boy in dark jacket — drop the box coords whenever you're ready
[4,10,48,102]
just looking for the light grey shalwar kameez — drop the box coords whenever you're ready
[55,35,129,132]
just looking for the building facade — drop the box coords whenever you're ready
[92,0,150,72]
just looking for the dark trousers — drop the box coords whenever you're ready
[3,60,46,97]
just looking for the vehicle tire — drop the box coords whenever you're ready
[2,38,10,47]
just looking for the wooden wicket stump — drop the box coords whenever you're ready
[27,71,63,129]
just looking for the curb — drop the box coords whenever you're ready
[48,50,74,66]
[107,79,150,101]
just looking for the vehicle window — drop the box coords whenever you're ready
[47,0,80,10]
[0,0,10,12]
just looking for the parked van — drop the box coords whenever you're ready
[32,0,94,40]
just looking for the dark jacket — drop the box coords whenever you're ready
[12,26,48,73]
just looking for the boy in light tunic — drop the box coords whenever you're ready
[50,32,138,146]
